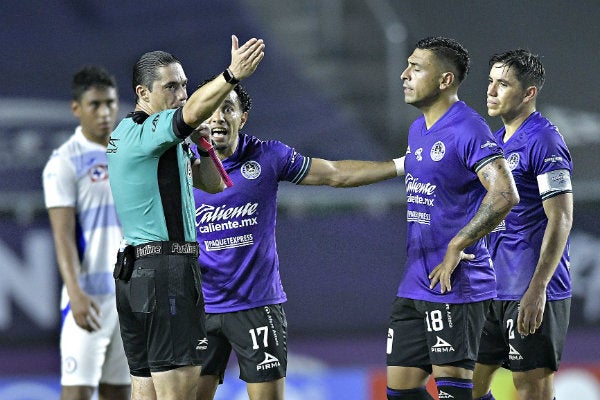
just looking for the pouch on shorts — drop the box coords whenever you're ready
[113,245,135,282]
[130,268,156,313]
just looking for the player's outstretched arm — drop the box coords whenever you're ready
[299,156,404,187]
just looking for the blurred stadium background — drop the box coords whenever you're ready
[1,1,598,399]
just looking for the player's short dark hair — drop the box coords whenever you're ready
[132,50,181,101]
[416,36,471,83]
[198,76,252,113]
[71,65,117,101]
[231,83,252,113]
[489,49,545,91]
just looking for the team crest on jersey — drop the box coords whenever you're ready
[415,148,423,161]
[430,141,445,161]
[89,165,108,181]
[241,160,261,180]
[506,153,520,171]
[64,356,77,373]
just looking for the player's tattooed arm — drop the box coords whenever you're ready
[458,157,519,242]
[429,157,519,293]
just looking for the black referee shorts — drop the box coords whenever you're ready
[116,253,206,376]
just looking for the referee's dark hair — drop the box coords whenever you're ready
[71,65,117,102]
[416,36,471,84]
[489,49,545,91]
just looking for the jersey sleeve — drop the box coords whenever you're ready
[457,118,504,173]
[269,141,311,184]
[142,109,185,155]
[529,129,573,200]
[42,152,77,208]
[529,130,573,176]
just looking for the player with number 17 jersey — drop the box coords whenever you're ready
[398,101,504,303]
[193,133,311,313]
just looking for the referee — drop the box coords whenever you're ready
[107,36,264,400]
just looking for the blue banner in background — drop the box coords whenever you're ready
[0,377,61,400]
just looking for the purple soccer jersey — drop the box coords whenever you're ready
[398,101,504,303]
[489,112,572,301]
[193,134,311,313]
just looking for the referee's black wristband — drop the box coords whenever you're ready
[223,68,239,85]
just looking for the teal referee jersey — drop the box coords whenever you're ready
[107,108,196,246]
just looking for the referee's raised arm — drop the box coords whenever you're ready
[182,35,265,127]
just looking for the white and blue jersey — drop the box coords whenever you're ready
[43,126,129,386]
[43,126,122,303]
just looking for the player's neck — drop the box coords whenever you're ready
[81,130,110,147]
[215,140,239,161]
[422,94,458,129]
[502,107,536,141]
[134,102,155,117]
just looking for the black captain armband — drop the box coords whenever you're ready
[222,68,239,85]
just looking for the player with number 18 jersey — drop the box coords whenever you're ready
[398,100,504,303]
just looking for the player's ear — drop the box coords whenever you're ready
[71,100,81,118]
[136,85,150,103]
[439,71,455,90]
[239,111,249,130]
[523,85,537,103]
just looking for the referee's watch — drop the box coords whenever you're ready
[223,69,239,85]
